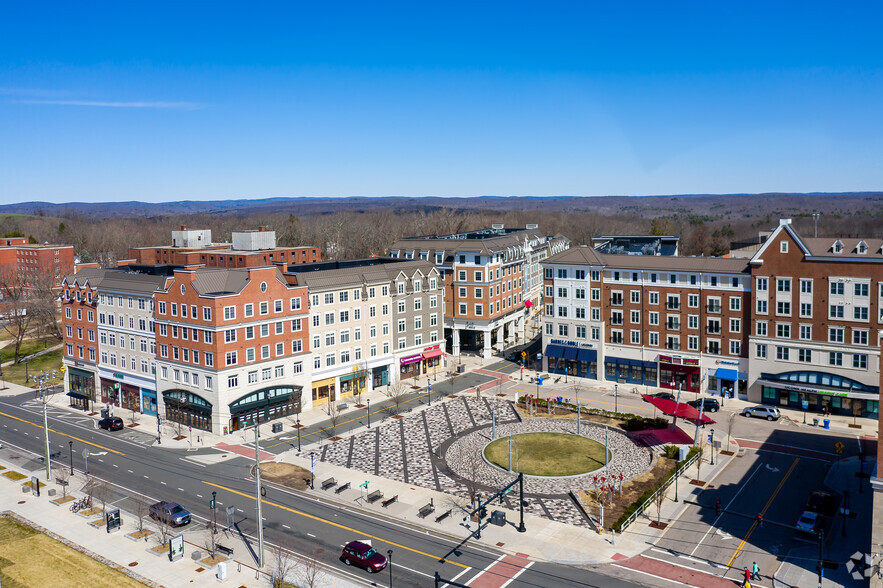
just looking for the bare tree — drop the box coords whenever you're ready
[154,509,173,545]
[54,466,70,497]
[93,479,111,513]
[295,549,326,588]
[725,412,736,451]
[271,542,298,588]
[133,498,149,533]
[694,439,706,481]
[387,381,409,415]
[325,401,341,438]
[203,525,219,559]
[0,268,34,364]
[654,484,666,524]
[129,407,139,425]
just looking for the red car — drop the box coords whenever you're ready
[341,541,387,573]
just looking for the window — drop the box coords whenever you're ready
[224,306,236,320]
[688,294,699,308]
[293,361,303,374]
[829,351,842,366]
[688,335,699,351]
[611,292,623,305]
[290,297,302,310]
[248,371,258,384]
[630,330,640,344]
[649,292,659,305]
[830,282,844,295]
[776,323,791,338]
[757,277,768,291]
[576,325,586,338]
[228,374,238,388]
[729,318,741,333]
[225,329,236,343]
[688,315,698,329]
[828,327,844,343]
[855,283,870,297]
[260,301,269,315]
[261,345,270,359]
[591,308,600,320]
[854,307,869,321]
[780,241,789,253]
[757,299,768,314]
[225,351,238,366]
[610,330,622,344]
[244,303,254,317]
[799,279,812,294]
[276,342,284,356]
[776,278,791,293]
[558,306,568,318]
[800,303,812,317]
[648,312,659,326]
[829,305,844,318]
[475,304,483,316]
[756,344,767,359]
[853,330,869,345]
[630,310,640,324]
[649,332,659,346]
[274,299,283,312]
[591,288,600,301]
[776,301,791,316]
[798,349,812,362]
[729,340,741,355]
[630,290,640,303]
[729,297,741,311]
[854,354,868,369]
[799,325,812,340]
[776,346,789,361]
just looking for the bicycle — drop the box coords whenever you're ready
[70,497,92,512]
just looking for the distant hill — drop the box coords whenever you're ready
[3,192,883,220]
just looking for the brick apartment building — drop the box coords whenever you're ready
[153,265,311,434]
[542,246,751,396]
[389,225,569,359]
[0,236,75,291]
[61,269,101,410]
[284,258,443,408]
[128,226,320,268]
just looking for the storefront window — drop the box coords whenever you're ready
[645,366,657,385]
[605,362,616,378]
[761,386,777,403]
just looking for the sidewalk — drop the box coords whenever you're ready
[0,448,362,588]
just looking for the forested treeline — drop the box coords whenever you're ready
[1,200,882,266]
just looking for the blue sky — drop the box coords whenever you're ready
[2,2,882,203]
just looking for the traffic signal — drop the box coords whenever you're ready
[715,500,721,516]
[757,514,763,528]
[210,498,215,509]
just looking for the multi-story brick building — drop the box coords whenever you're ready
[153,265,310,433]
[747,219,881,418]
[128,226,320,268]
[389,225,568,359]
[61,268,102,410]
[542,247,751,395]
[284,258,443,407]
[0,238,75,291]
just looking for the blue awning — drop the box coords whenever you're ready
[716,368,738,381]
[544,345,565,358]
[563,347,579,360]
[576,349,597,362]
[67,391,88,399]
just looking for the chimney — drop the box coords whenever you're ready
[180,225,188,231]
[779,219,792,226]
[258,226,267,232]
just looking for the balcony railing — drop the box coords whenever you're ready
[706,326,721,334]
[707,304,722,313]
[666,322,680,330]
[665,342,681,350]
[666,302,680,310]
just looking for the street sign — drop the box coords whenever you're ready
[82,448,89,458]
[310,454,317,472]
[521,352,526,358]
[536,353,542,360]
[537,377,543,386]
[835,441,845,454]
[359,481,369,488]
[707,434,713,443]
[60,366,66,372]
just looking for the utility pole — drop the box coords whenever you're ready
[253,425,264,568]
[576,389,581,435]
[614,383,618,414]
[41,376,51,481]
[672,381,682,428]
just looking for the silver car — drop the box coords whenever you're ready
[742,405,780,421]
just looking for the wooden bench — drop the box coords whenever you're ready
[367,490,383,504]
[381,495,398,508]
[321,477,337,490]
[337,403,348,411]
[418,503,435,518]
[216,544,234,557]
[435,509,452,523]
[335,482,350,494]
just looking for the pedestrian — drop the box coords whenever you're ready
[743,566,751,587]
[752,561,760,580]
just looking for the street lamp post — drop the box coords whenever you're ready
[296,412,302,451]
[614,383,618,414]
[367,398,371,429]
[710,429,715,465]
[387,549,393,588]
[211,490,217,534]
[69,441,74,475]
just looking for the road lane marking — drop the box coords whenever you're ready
[463,553,505,585]
[177,487,184,491]
[689,462,764,556]
[500,561,534,588]
[127,469,133,473]
[283,525,291,529]
[442,566,472,588]
[725,457,799,569]
[0,410,125,455]
[161,481,167,485]
[610,564,690,586]
[112,464,118,468]
[203,480,469,568]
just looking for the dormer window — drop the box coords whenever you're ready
[857,240,868,254]
[832,240,843,254]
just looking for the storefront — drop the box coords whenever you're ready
[422,346,444,378]
[162,389,213,432]
[311,377,336,406]
[545,343,598,380]
[66,367,95,411]
[758,372,879,419]
[658,355,700,393]
[372,366,388,388]
[603,357,657,386]
[709,364,747,399]
[400,353,422,380]
[229,385,302,431]
[141,389,158,416]
[100,377,141,411]
[340,370,367,399]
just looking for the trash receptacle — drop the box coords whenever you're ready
[271,423,282,434]
[813,418,819,427]
[490,510,506,527]
[823,418,830,429]
[457,364,465,373]
[216,561,227,580]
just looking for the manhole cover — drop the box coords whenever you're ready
[128,562,138,567]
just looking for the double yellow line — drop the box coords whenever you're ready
[203,480,468,568]
[725,457,799,568]
[0,410,125,455]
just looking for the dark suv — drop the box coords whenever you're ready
[98,416,124,431]
[341,541,388,573]
[687,398,720,412]
[149,501,191,526]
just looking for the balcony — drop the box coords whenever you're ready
[666,301,680,310]
[610,297,623,306]
[707,304,722,313]
[665,342,681,350]
[705,346,721,355]
[666,321,680,330]
[706,325,721,334]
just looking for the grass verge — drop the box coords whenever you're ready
[484,432,609,476]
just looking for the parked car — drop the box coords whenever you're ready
[644,392,675,402]
[742,405,780,421]
[688,398,720,412]
[805,491,836,516]
[505,351,520,362]
[149,501,191,526]
[98,416,124,431]
[796,510,821,534]
[340,541,388,573]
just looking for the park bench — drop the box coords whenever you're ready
[321,477,337,490]
[216,544,234,557]
[435,509,452,523]
[418,502,435,518]
[335,482,350,494]
[367,490,383,504]
[337,403,348,411]
[381,495,398,508]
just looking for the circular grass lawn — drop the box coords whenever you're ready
[483,432,610,477]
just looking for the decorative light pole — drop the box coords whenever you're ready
[69,441,74,475]
[387,549,393,588]
[367,398,371,429]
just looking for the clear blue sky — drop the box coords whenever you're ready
[2,2,882,203]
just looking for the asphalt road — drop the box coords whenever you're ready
[0,388,646,588]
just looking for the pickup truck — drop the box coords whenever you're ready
[149,501,192,526]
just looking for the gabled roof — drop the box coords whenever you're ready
[750,223,883,263]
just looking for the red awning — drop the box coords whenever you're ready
[641,395,716,424]
[422,349,443,359]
